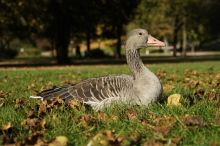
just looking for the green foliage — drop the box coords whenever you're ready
[0,61,220,145]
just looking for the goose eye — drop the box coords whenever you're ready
[139,32,142,35]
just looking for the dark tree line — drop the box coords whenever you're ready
[0,0,140,63]
[131,0,220,57]
[1,0,220,62]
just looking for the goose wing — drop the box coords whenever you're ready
[31,74,133,104]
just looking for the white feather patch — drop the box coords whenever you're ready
[29,95,44,100]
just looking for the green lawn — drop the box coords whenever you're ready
[0,61,220,145]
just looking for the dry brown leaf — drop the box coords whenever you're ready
[40,119,47,129]
[167,94,182,106]
[143,138,163,146]
[14,98,25,110]
[88,130,114,146]
[207,89,217,100]
[163,84,175,92]
[189,80,200,88]
[110,114,118,121]
[38,101,47,116]
[27,111,35,118]
[116,136,125,143]
[144,137,182,146]
[155,115,176,126]
[1,122,12,130]
[25,133,45,146]
[21,117,45,130]
[27,83,35,89]
[156,70,166,79]
[216,116,220,125]
[0,102,4,107]
[154,126,170,136]
[183,114,204,126]
[78,114,96,127]
[194,87,205,98]
[124,108,138,120]
[170,137,182,144]
[97,112,109,122]
[47,97,65,107]
[0,90,6,98]
[68,100,84,110]
[210,141,220,146]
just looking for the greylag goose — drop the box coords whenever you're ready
[30,28,165,111]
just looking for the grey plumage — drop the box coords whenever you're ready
[30,28,165,111]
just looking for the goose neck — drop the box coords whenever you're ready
[126,48,149,78]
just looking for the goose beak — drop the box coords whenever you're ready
[147,35,166,47]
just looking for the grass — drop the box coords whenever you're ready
[0,61,220,145]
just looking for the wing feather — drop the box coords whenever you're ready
[33,75,133,105]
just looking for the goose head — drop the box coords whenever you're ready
[125,28,165,50]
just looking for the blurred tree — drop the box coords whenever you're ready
[1,0,220,61]
[129,0,220,57]
[100,0,141,58]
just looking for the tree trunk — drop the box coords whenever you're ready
[54,18,71,64]
[116,24,122,58]
[182,17,187,57]
[86,27,91,52]
[52,1,71,64]
[173,15,184,57]
[173,30,178,57]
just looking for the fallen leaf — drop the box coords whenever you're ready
[25,133,45,146]
[194,87,205,98]
[48,136,68,146]
[0,90,7,98]
[14,98,25,110]
[89,130,114,146]
[207,89,217,100]
[110,114,118,121]
[167,94,181,106]
[183,114,204,126]
[38,100,47,116]
[21,118,41,130]
[78,114,96,127]
[155,115,176,126]
[28,83,35,89]
[156,70,166,79]
[1,122,12,130]
[163,84,175,92]
[0,102,4,107]
[143,137,182,146]
[68,100,84,110]
[40,119,47,129]
[154,126,170,136]
[143,138,163,146]
[124,108,138,120]
[97,112,109,122]
[210,141,220,146]
[116,136,125,143]
[27,111,35,118]
[216,116,220,125]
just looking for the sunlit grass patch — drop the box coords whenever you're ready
[0,61,220,145]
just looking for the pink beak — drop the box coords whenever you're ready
[147,35,166,47]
